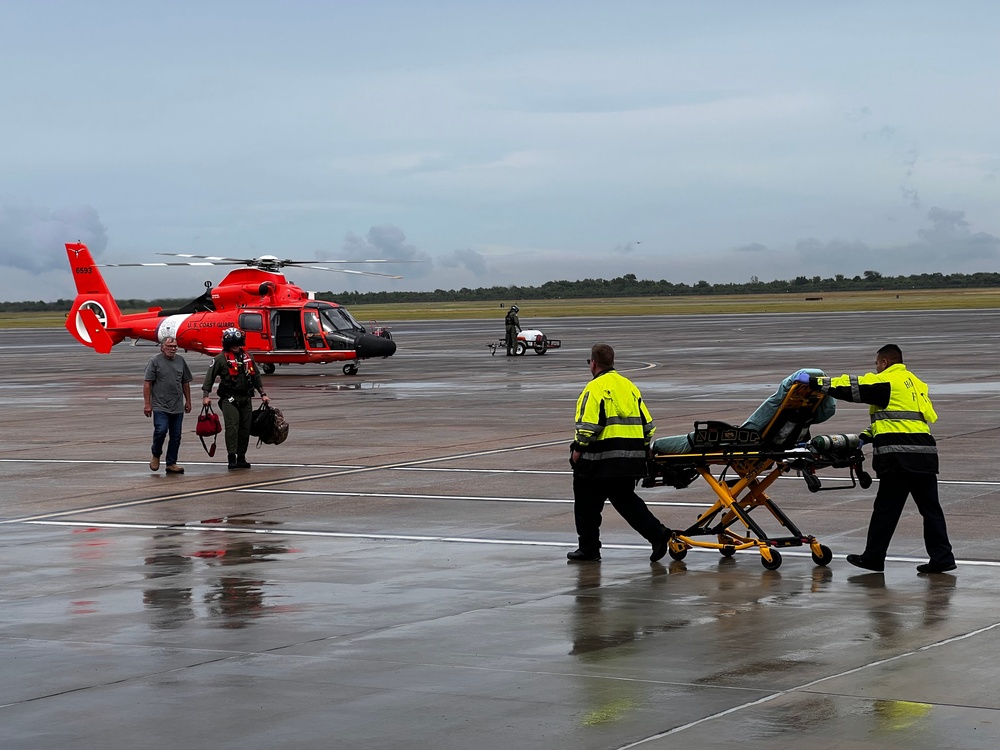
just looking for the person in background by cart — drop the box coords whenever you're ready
[504,304,521,356]
[202,327,269,470]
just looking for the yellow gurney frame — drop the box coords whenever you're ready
[643,383,872,570]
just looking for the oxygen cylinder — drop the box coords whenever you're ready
[810,434,860,453]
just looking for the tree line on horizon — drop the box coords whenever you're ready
[3,269,1000,312]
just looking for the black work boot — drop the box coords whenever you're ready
[228,453,238,470]
[567,548,601,562]
[236,454,252,469]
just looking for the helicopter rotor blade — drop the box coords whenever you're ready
[97,261,219,267]
[157,252,415,267]
[295,264,403,279]
[97,252,411,278]
[282,259,420,265]
[156,253,255,264]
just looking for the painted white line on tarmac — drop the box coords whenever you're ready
[617,619,1000,748]
[2,457,999,488]
[0,439,571,524]
[237,488,709,508]
[0,458,364,469]
[18,519,1000,568]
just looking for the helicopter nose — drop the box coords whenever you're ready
[355,332,397,359]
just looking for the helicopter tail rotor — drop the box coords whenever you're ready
[65,242,127,352]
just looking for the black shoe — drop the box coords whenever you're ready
[236,454,252,469]
[846,554,884,572]
[227,453,238,470]
[650,528,673,562]
[916,561,957,574]
[567,549,601,562]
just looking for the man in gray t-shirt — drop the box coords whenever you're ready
[144,337,193,474]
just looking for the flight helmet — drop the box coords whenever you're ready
[222,327,246,350]
[510,305,519,313]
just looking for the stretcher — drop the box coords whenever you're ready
[642,371,872,570]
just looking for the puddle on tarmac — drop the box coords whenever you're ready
[199,516,283,526]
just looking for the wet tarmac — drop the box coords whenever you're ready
[2,310,1000,749]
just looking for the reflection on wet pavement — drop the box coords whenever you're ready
[140,532,298,631]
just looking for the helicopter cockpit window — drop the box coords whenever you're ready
[319,308,363,333]
[239,312,264,332]
[339,308,365,331]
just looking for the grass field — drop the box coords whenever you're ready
[3,288,999,329]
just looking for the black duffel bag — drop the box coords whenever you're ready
[250,402,289,446]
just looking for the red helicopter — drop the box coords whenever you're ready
[64,242,398,375]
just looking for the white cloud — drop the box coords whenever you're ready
[438,248,488,277]
[0,205,107,274]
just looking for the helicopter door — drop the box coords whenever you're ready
[272,310,304,350]
[302,309,327,349]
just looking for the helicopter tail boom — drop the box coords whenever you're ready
[65,242,127,351]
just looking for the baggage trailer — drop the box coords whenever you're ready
[488,329,562,356]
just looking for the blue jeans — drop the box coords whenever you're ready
[152,411,184,466]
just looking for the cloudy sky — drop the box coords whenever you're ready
[1,1,998,302]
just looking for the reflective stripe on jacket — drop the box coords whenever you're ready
[574,369,655,477]
[816,363,937,474]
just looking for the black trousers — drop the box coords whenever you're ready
[573,474,665,554]
[863,472,954,566]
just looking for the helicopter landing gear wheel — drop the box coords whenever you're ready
[515,342,526,356]
[760,548,782,570]
[343,363,359,376]
[262,363,276,375]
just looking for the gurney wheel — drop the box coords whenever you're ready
[760,549,782,570]
[811,545,833,567]
[720,545,736,558]
[668,544,688,561]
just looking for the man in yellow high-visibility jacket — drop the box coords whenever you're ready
[808,344,955,574]
[568,343,671,563]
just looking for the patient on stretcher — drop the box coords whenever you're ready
[651,369,836,455]
[645,369,866,570]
